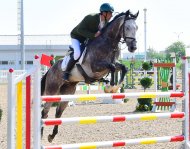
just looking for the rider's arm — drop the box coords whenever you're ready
[94,31,101,37]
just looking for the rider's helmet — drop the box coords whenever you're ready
[100,3,114,13]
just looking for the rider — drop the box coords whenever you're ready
[63,3,114,82]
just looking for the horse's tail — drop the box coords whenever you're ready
[41,71,48,95]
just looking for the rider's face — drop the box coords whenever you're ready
[102,12,113,21]
[106,12,113,21]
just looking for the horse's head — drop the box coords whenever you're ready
[122,10,139,53]
[91,10,138,53]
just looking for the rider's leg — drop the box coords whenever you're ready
[72,38,81,60]
[63,38,81,82]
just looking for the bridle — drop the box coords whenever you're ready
[120,14,137,45]
[99,11,138,50]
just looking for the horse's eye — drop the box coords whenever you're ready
[126,27,130,30]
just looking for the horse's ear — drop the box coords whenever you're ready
[125,10,130,16]
[134,11,139,18]
[130,11,139,19]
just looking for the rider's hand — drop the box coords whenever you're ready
[95,31,101,37]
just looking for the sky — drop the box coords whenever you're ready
[0,0,190,52]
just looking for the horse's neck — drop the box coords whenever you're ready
[84,16,125,60]
[105,16,124,42]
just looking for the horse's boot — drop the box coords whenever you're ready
[63,57,77,82]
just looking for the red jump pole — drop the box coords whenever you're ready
[26,76,31,149]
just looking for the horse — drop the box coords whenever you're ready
[41,10,139,142]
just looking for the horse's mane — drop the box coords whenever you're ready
[100,12,126,34]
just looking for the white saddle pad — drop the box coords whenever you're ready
[79,48,86,64]
[61,49,87,71]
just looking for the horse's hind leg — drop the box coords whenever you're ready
[41,102,53,138]
[48,101,69,143]
[48,82,77,142]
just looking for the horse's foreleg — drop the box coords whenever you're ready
[48,101,69,142]
[41,102,53,138]
[104,63,119,93]
[116,62,128,85]
[92,61,117,93]
[107,63,128,93]
[109,63,116,86]
[110,71,114,86]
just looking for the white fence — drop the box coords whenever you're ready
[0,70,47,84]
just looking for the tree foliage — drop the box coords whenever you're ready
[140,77,152,92]
[147,48,166,60]
[146,41,186,63]
[142,62,152,71]
[166,41,186,62]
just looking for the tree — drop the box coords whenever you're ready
[166,41,185,62]
[147,48,157,60]
[147,48,166,60]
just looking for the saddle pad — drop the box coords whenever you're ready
[79,48,86,64]
[61,48,87,71]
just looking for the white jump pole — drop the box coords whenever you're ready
[33,56,41,149]
[7,69,16,149]
[42,112,185,126]
[152,66,158,112]
[154,66,157,91]
[172,56,177,111]
[184,56,190,148]
[42,135,184,149]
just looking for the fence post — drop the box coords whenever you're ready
[33,56,41,149]
[184,57,190,148]
[7,69,16,149]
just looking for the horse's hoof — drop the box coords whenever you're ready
[104,86,112,93]
[111,85,120,93]
[48,134,53,143]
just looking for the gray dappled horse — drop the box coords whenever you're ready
[41,10,138,142]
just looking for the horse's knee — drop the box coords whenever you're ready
[42,102,52,117]
[109,63,116,72]
[125,66,128,72]
[41,109,48,118]
[122,65,128,73]
[55,102,68,118]
[110,80,115,86]
[55,109,62,118]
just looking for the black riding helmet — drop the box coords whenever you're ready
[100,3,114,13]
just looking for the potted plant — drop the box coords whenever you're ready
[136,61,153,111]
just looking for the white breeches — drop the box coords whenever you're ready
[71,38,81,60]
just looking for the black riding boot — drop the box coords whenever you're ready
[63,57,77,82]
